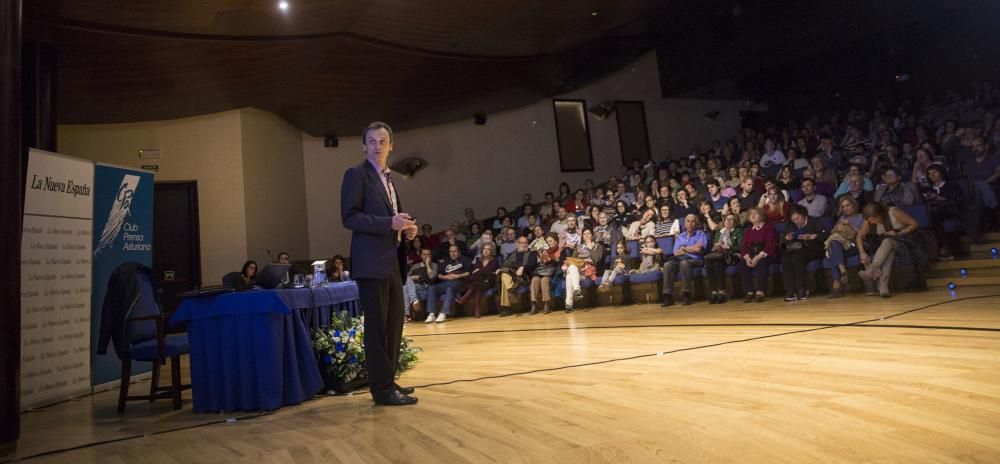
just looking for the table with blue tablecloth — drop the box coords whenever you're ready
[170,282,360,413]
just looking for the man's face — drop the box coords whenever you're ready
[849,176,862,192]
[566,216,577,229]
[742,178,754,192]
[516,238,528,252]
[684,215,697,232]
[584,180,593,189]
[420,250,432,261]
[464,208,474,219]
[445,230,455,241]
[278,254,290,264]
[545,193,554,203]
[791,212,807,228]
[448,246,460,260]
[883,170,899,186]
[598,212,608,225]
[523,193,532,204]
[505,229,516,240]
[801,180,815,195]
[973,139,987,156]
[617,183,626,194]
[557,208,567,220]
[527,214,537,225]
[364,128,392,164]
[421,224,432,235]
[708,184,718,195]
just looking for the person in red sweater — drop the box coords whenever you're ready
[738,208,778,303]
[564,189,589,216]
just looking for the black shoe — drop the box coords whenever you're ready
[709,294,718,304]
[661,294,675,307]
[784,294,797,302]
[797,291,809,301]
[682,292,692,306]
[755,294,765,303]
[394,384,414,395]
[375,390,418,406]
[743,293,754,303]
[498,308,513,317]
[718,294,728,304]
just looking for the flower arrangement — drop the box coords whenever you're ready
[312,311,421,391]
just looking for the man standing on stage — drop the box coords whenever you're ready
[341,121,419,406]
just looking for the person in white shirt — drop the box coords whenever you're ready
[796,178,829,218]
[758,139,786,169]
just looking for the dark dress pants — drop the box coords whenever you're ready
[357,261,405,401]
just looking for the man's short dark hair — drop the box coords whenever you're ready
[277,251,290,260]
[544,191,554,198]
[362,121,393,144]
[800,177,815,187]
[705,179,719,188]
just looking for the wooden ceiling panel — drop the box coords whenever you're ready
[24,1,663,135]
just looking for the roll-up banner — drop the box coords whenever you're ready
[91,163,155,386]
[20,149,95,410]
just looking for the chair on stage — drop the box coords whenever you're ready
[221,271,241,288]
[100,263,191,412]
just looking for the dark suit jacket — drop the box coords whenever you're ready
[341,160,407,280]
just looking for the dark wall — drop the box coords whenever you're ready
[1,0,23,449]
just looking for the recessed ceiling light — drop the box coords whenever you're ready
[591,10,599,16]
[278,1,290,11]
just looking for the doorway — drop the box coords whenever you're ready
[153,181,201,318]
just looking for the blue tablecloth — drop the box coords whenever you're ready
[171,282,359,413]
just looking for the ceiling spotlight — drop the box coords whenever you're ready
[278,1,289,11]
[591,10,600,16]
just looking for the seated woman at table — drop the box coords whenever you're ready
[328,255,347,282]
[455,243,500,319]
[235,260,257,291]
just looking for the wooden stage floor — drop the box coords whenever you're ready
[10,287,1000,463]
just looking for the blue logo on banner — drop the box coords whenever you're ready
[92,166,154,385]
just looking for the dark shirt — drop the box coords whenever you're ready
[440,257,471,277]
[963,156,999,183]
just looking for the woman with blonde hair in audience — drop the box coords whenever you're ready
[757,178,789,224]
[824,195,864,298]
[725,166,742,189]
[856,202,920,298]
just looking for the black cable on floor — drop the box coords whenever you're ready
[406,293,1000,338]
[407,292,1000,389]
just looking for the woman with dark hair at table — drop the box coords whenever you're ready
[235,260,257,291]
[455,242,500,318]
[328,255,347,282]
